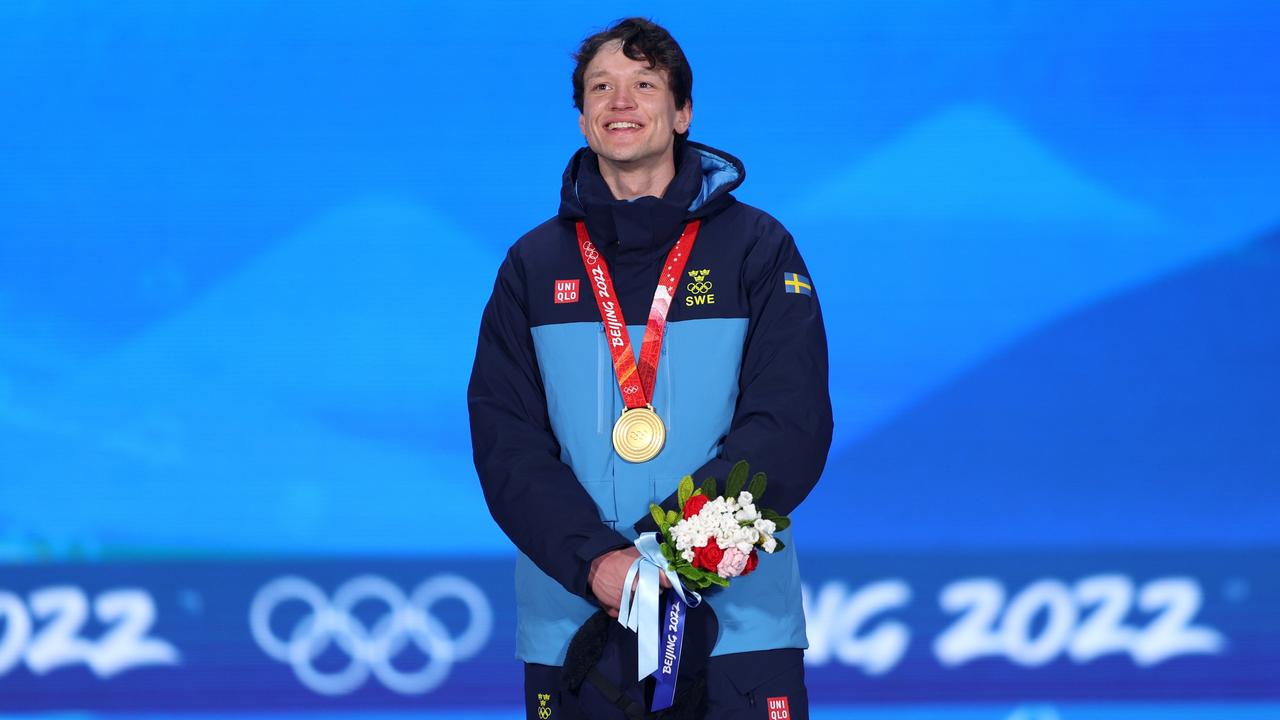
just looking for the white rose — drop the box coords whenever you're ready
[737,491,754,506]
[681,549,695,563]
[753,518,776,535]
[763,536,778,553]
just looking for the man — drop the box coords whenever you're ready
[468,17,832,718]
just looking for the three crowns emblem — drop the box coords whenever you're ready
[686,268,712,295]
[537,692,552,719]
[684,268,715,306]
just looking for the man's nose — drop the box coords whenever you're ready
[610,86,636,109]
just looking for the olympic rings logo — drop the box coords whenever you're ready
[583,242,600,265]
[686,281,712,295]
[249,574,493,696]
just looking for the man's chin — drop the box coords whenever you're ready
[601,153,639,167]
[595,150,643,168]
[595,144,672,170]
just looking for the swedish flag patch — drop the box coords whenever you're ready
[783,272,813,296]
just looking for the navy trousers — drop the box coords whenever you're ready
[525,648,808,720]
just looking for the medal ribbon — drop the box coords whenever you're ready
[574,220,701,410]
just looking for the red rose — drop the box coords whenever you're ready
[741,548,760,576]
[693,542,724,572]
[683,493,710,519]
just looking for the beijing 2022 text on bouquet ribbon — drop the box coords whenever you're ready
[615,460,792,712]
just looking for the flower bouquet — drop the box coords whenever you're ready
[647,460,791,590]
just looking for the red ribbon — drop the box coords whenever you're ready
[574,220,701,410]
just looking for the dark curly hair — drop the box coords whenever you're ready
[572,18,693,132]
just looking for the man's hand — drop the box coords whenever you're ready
[588,547,672,618]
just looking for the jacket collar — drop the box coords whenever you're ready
[558,140,745,249]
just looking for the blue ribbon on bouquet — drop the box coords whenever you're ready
[616,532,703,711]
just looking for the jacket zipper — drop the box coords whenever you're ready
[597,324,607,434]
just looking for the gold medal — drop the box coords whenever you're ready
[612,405,666,463]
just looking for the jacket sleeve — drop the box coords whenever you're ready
[636,218,833,532]
[469,246,632,598]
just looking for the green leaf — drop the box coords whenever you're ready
[771,515,791,532]
[650,504,667,530]
[679,566,720,590]
[677,475,695,509]
[666,509,679,525]
[770,538,786,553]
[674,562,734,590]
[659,543,676,564]
[747,472,767,502]
[726,460,749,498]
[699,477,717,499]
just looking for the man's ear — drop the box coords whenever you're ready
[675,100,692,134]
[579,112,588,138]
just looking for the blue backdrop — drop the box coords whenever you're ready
[1,2,1277,718]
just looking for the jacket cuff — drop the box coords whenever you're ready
[571,526,633,599]
[632,495,677,535]
[632,458,735,535]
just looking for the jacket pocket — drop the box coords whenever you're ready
[708,649,807,711]
[580,479,618,523]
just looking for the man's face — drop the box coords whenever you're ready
[578,40,692,171]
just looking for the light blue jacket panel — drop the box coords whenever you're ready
[518,317,808,665]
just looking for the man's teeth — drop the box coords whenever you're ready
[607,122,641,129]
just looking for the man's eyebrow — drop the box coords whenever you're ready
[584,66,663,81]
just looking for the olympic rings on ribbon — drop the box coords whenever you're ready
[249,574,493,696]
[583,242,600,265]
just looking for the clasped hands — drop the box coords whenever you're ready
[588,546,672,619]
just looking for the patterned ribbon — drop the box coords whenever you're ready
[574,221,701,409]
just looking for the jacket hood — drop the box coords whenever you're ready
[557,140,745,248]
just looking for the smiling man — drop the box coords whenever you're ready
[469,17,832,719]
[575,34,691,199]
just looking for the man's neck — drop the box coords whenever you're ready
[597,155,676,201]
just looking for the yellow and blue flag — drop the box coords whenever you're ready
[783,272,813,296]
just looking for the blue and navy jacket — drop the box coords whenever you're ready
[468,140,833,665]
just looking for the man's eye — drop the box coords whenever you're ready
[638,82,654,89]
[593,83,610,91]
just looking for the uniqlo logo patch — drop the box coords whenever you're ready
[766,696,791,719]
[554,279,579,304]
